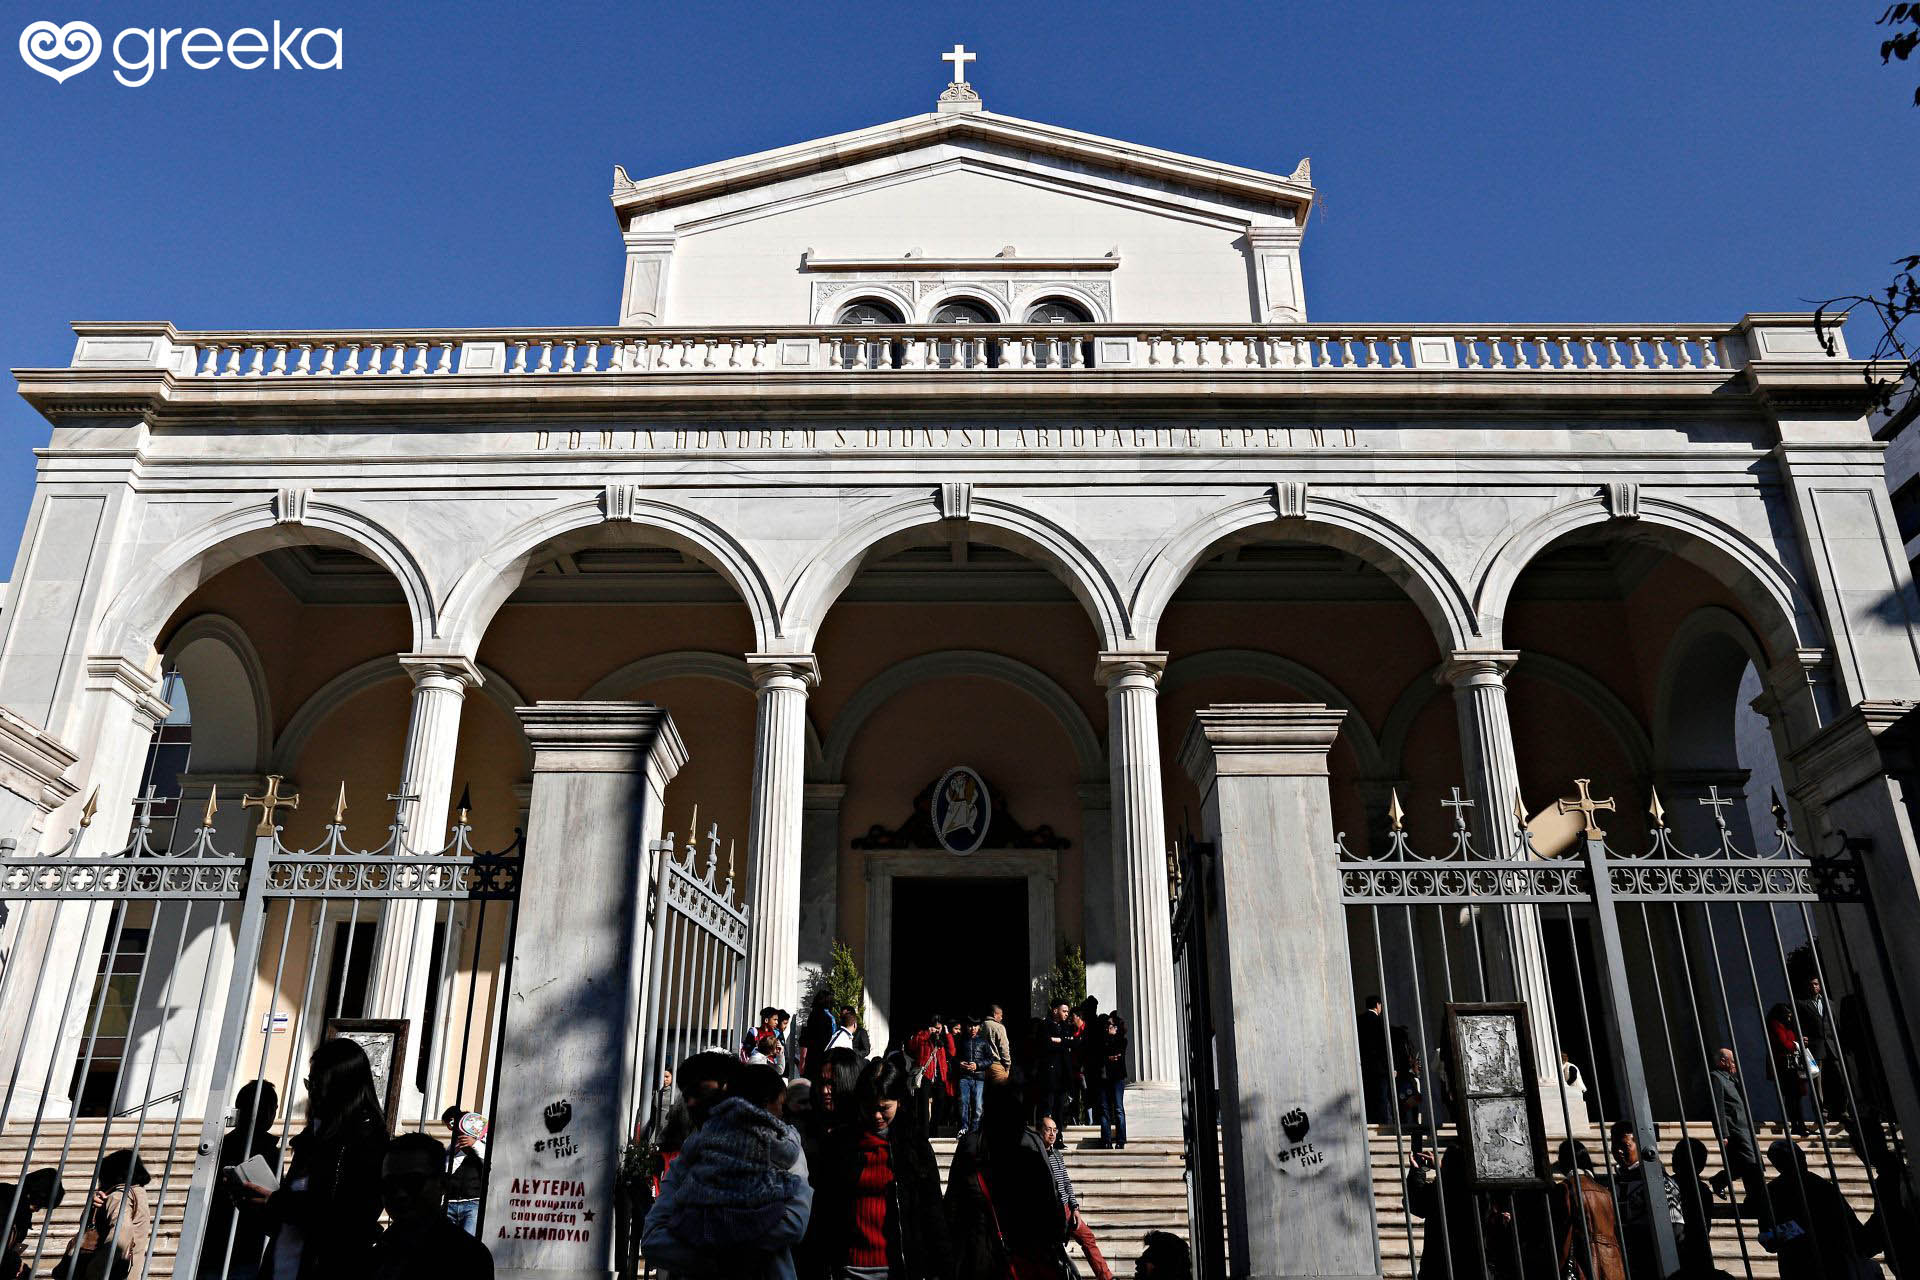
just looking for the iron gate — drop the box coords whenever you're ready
[0,778,523,1279]
[1171,834,1227,1280]
[1333,779,1915,1280]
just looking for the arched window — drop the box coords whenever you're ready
[837,298,905,325]
[1023,298,1095,368]
[931,298,998,324]
[1025,298,1093,324]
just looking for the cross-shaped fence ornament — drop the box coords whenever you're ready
[242,775,300,837]
[1557,778,1616,841]
[942,43,975,83]
[1441,786,1475,832]
[130,785,162,832]
[705,822,721,881]
[1698,785,1735,832]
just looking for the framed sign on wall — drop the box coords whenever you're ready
[1445,1001,1549,1188]
[325,1018,410,1132]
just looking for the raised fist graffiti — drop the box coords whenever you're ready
[544,1099,573,1134]
[1281,1108,1310,1143]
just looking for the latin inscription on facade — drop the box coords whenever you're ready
[530,425,1364,451]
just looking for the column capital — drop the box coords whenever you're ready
[746,652,820,692]
[0,706,79,817]
[1438,649,1521,689]
[84,654,171,729]
[397,653,484,691]
[1178,702,1347,791]
[1095,650,1168,689]
[515,701,689,781]
[1787,699,1920,801]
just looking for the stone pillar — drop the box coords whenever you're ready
[493,702,686,1280]
[368,656,480,1116]
[1179,704,1381,1280]
[1441,650,1563,1127]
[1783,700,1920,1185]
[0,657,168,1120]
[115,771,263,1118]
[1078,782,1118,1011]
[1097,651,1179,1096]
[797,782,844,987]
[741,654,818,1019]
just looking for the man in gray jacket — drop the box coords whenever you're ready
[1709,1047,1768,1210]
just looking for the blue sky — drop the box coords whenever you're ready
[1,1,1913,550]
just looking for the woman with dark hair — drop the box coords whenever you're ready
[946,1081,1068,1280]
[243,1037,390,1280]
[57,1150,151,1280]
[804,1057,949,1279]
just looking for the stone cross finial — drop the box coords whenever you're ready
[1557,778,1616,841]
[243,775,301,836]
[942,43,975,83]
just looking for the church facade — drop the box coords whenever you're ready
[3,64,1920,1274]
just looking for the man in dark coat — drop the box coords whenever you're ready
[368,1133,494,1280]
[1708,1047,1768,1213]
[1357,996,1394,1126]
[1748,1140,1879,1280]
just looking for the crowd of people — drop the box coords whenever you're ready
[640,1037,1184,1280]
[740,993,1132,1150]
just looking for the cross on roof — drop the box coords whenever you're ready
[942,44,975,84]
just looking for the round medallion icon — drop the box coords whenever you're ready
[932,765,991,855]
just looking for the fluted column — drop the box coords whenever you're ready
[368,655,479,1116]
[1097,651,1179,1088]
[1441,649,1562,1124]
[742,654,819,1019]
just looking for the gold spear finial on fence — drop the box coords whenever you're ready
[201,785,220,829]
[456,784,472,826]
[331,782,349,826]
[242,775,300,837]
[78,787,99,829]
[1648,788,1667,830]
[1387,788,1405,832]
[1556,778,1616,841]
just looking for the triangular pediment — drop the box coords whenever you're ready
[611,109,1312,230]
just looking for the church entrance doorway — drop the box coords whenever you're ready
[889,877,1028,1037]
[862,851,1057,1056]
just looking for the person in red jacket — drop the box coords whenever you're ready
[905,1016,954,1133]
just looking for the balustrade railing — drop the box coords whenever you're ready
[118,324,1743,379]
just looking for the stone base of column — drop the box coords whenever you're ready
[1124,1081,1182,1138]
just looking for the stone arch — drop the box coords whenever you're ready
[1473,494,1819,661]
[816,285,914,325]
[159,613,272,774]
[1161,648,1386,777]
[95,499,435,660]
[582,649,825,777]
[437,494,782,657]
[1379,654,1653,778]
[1011,283,1108,324]
[270,655,530,774]
[1129,492,1478,653]
[782,493,1130,650]
[818,649,1105,784]
[916,285,1006,324]
[1653,605,1771,778]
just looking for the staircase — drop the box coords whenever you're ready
[0,1118,195,1277]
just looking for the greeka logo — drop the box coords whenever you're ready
[19,18,343,87]
[18,20,98,82]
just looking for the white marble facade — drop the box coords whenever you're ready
[5,80,1920,1114]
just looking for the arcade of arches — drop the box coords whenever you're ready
[75,513,1805,1117]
